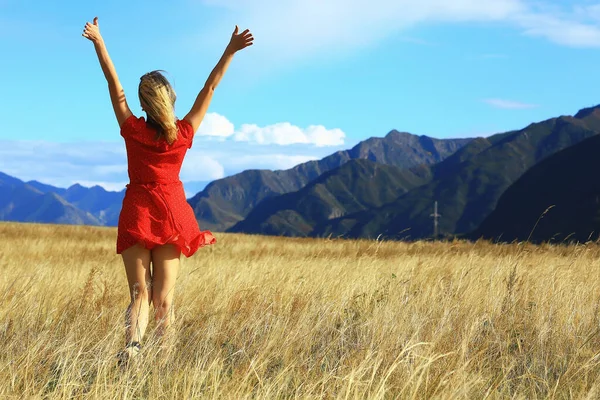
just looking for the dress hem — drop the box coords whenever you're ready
[116,230,216,258]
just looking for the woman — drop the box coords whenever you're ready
[82,16,253,365]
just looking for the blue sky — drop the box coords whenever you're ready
[3,0,600,194]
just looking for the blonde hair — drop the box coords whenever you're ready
[138,70,178,144]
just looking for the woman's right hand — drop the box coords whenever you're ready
[82,17,103,44]
[227,26,254,53]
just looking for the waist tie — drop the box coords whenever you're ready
[126,181,185,239]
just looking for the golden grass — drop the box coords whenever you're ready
[3,221,600,399]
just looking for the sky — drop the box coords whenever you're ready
[2,0,600,195]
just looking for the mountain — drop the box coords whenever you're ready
[228,159,433,236]
[0,173,100,225]
[471,132,600,243]
[61,184,124,226]
[312,105,600,240]
[188,132,471,231]
[1,172,126,226]
[26,180,67,196]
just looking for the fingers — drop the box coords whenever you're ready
[229,26,254,50]
[82,17,99,36]
[82,21,99,41]
[233,26,252,38]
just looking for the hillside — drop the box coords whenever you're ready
[311,105,600,240]
[228,159,432,236]
[0,172,123,226]
[471,132,600,243]
[189,132,471,231]
[0,172,101,225]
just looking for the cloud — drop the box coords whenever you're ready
[196,112,235,137]
[0,113,346,194]
[233,123,346,146]
[92,165,128,175]
[0,140,130,190]
[180,154,226,182]
[483,98,539,110]
[197,0,522,67]
[514,9,600,47]
[0,128,349,192]
[76,180,129,192]
[196,113,346,146]
[197,0,600,69]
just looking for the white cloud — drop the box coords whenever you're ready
[233,122,345,146]
[0,123,349,193]
[197,0,600,68]
[0,140,130,190]
[76,180,129,192]
[483,98,539,110]
[92,165,128,175]
[514,11,600,47]
[180,154,226,182]
[196,112,235,137]
[194,112,346,146]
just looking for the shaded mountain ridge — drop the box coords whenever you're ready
[228,159,433,236]
[0,172,125,226]
[471,130,600,243]
[232,105,600,240]
[189,131,471,231]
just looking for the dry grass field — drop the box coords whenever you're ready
[3,222,600,399]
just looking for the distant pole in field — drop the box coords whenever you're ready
[430,201,441,238]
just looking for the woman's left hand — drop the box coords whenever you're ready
[227,26,254,53]
[82,17,103,43]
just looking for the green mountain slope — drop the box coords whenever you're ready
[228,159,432,236]
[314,106,600,240]
[189,131,470,231]
[471,132,600,243]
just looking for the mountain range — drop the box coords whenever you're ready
[0,172,124,226]
[229,159,433,236]
[4,104,600,244]
[300,105,600,240]
[188,131,471,231]
[0,131,470,228]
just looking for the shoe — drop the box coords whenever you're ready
[116,341,141,368]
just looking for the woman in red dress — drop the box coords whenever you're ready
[82,16,253,365]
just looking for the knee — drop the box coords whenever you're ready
[130,282,150,303]
[152,293,172,313]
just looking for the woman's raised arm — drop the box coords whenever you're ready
[184,26,254,133]
[83,17,132,127]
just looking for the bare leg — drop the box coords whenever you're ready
[150,244,180,338]
[121,243,152,345]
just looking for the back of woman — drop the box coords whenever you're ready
[82,16,253,368]
[121,115,194,184]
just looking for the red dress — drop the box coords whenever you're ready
[116,115,216,257]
